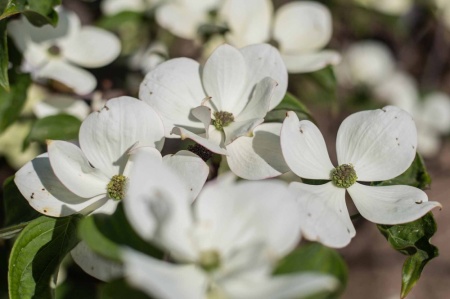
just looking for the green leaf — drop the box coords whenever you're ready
[98,278,151,299]
[310,66,337,92]
[0,20,8,90]
[2,176,39,227]
[78,203,163,262]
[371,154,431,189]
[97,11,146,55]
[378,213,438,298]
[27,0,60,17]
[0,0,60,26]
[0,0,26,20]
[265,92,313,123]
[301,179,329,186]
[97,11,143,30]
[290,66,338,107]
[8,215,81,299]
[274,242,348,299]
[0,0,8,15]
[0,71,31,133]
[23,114,81,149]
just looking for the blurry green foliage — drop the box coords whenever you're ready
[265,92,314,123]
[23,114,82,149]
[274,242,348,299]
[78,203,163,262]
[0,71,31,133]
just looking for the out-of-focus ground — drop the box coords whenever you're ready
[312,105,450,299]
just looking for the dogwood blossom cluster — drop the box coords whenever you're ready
[7,8,121,95]
[12,38,442,297]
[100,0,340,74]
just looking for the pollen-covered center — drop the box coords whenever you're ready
[199,250,221,272]
[330,164,357,188]
[212,111,234,131]
[107,175,127,200]
[47,44,61,56]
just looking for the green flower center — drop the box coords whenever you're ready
[330,164,357,188]
[47,45,61,56]
[212,111,234,131]
[107,175,127,200]
[199,250,221,272]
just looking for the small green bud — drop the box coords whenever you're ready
[47,45,61,56]
[212,111,234,131]
[107,175,127,200]
[199,250,221,272]
[330,164,357,188]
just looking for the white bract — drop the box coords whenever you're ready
[33,94,91,120]
[219,0,341,73]
[374,71,418,114]
[156,0,221,39]
[7,8,121,95]
[140,43,289,179]
[336,40,396,87]
[123,151,338,299]
[280,106,442,248]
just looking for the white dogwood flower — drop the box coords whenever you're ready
[14,96,166,217]
[7,8,121,95]
[219,0,341,73]
[140,43,289,179]
[280,106,442,248]
[15,96,209,282]
[122,151,338,299]
[156,0,221,39]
